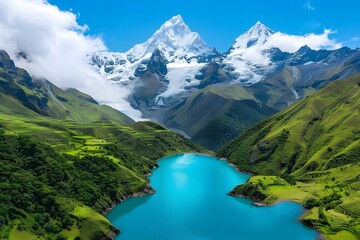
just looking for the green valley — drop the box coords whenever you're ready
[0,51,205,240]
[218,75,360,239]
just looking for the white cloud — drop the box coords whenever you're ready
[0,0,143,120]
[227,28,342,70]
[304,1,315,10]
[264,29,342,53]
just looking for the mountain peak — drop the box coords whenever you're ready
[292,45,313,56]
[166,15,185,25]
[125,15,213,63]
[297,45,312,51]
[157,15,191,37]
[254,20,264,28]
[0,50,16,70]
[231,21,274,50]
[246,21,274,38]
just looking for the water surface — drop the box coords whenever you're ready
[107,153,319,240]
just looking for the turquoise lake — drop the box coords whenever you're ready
[107,153,319,240]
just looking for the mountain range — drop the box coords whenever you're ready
[90,15,360,150]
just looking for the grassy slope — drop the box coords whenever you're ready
[218,76,360,239]
[0,112,205,240]
[46,86,134,124]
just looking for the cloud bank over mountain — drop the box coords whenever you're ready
[265,29,341,53]
[0,0,143,120]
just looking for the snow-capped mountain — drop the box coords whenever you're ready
[89,18,359,127]
[223,21,276,85]
[90,15,217,81]
[126,15,215,63]
[89,15,218,111]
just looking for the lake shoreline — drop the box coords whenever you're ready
[105,152,321,240]
[227,191,325,239]
[102,155,170,218]
[101,186,156,215]
[222,160,326,240]
[101,186,156,239]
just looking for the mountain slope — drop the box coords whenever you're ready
[164,83,277,150]
[218,75,360,174]
[0,50,134,124]
[218,76,360,239]
[249,47,360,110]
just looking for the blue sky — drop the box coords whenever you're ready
[47,0,360,52]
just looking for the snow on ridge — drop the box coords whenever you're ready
[223,21,276,85]
[156,61,205,104]
[125,15,213,63]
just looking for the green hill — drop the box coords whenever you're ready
[218,76,360,240]
[0,51,205,240]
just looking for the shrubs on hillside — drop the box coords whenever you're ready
[0,132,145,237]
